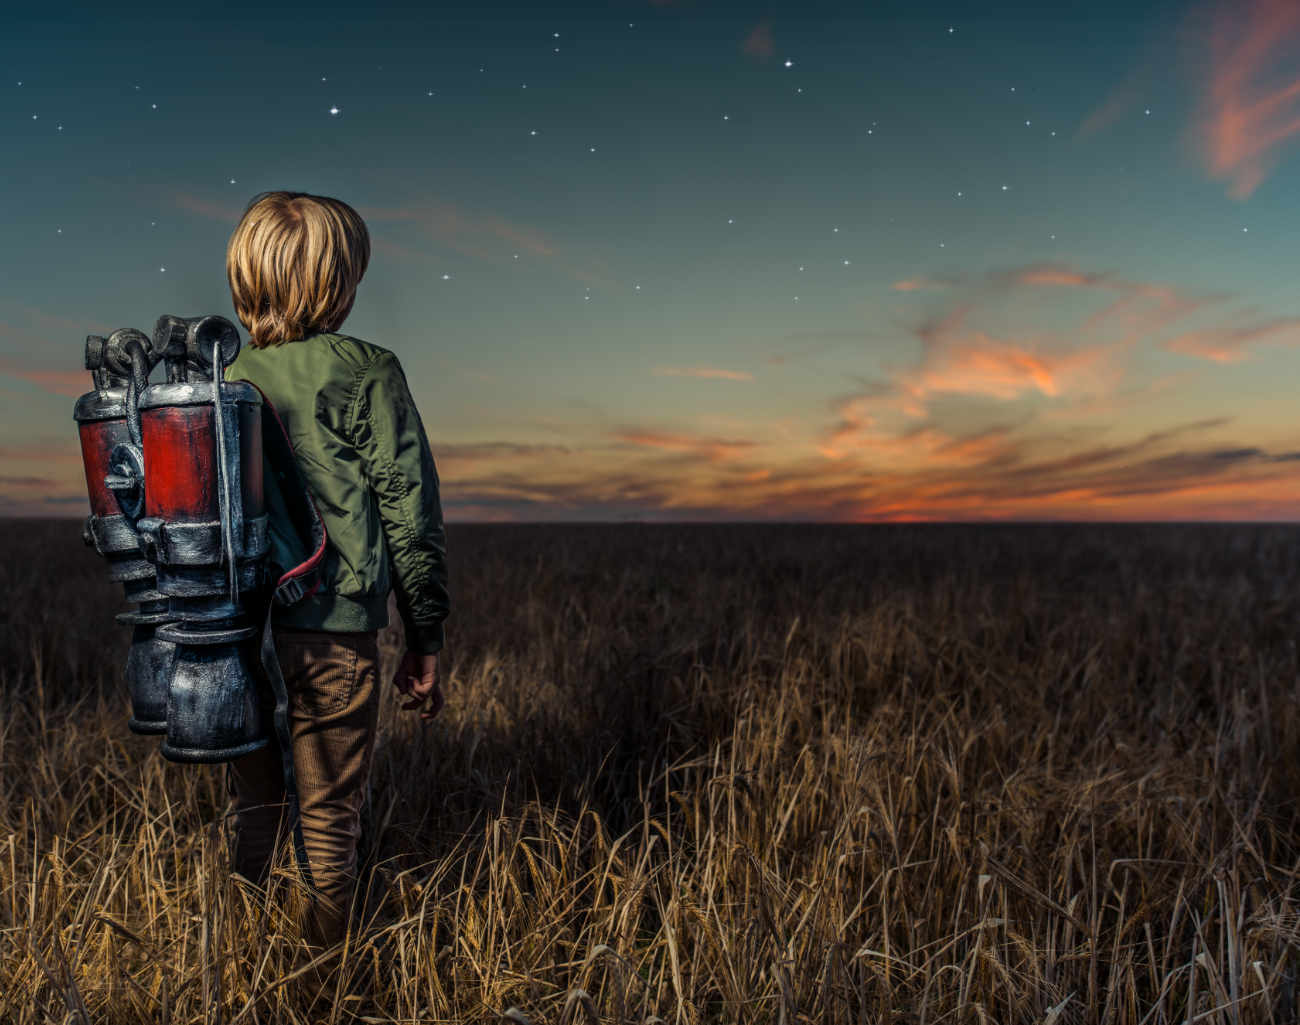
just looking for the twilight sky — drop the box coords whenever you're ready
[6,0,1300,521]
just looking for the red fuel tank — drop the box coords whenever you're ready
[139,384,263,524]
[74,392,129,519]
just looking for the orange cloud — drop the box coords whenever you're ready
[1198,0,1300,198]
[1164,316,1300,362]
[1014,266,1110,288]
[906,335,1072,400]
[612,429,754,463]
[0,441,82,462]
[653,366,753,381]
[742,20,774,58]
[1077,79,1144,139]
[891,277,945,292]
[0,357,93,398]
[818,262,1211,461]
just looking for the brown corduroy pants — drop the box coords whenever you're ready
[227,627,382,948]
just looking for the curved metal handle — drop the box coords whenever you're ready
[188,315,240,377]
[150,314,242,383]
[103,329,152,448]
[152,314,189,383]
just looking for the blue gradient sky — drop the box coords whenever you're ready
[6,0,1300,520]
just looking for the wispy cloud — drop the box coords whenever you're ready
[741,19,774,59]
[820,262,1212,455]
[653,366,753,381]
[1077,77,1145,140]
[0,304,121,398]
[169,191,615,288]
[1196,0,1300,198]
[171,192,246,224]
[0,475,56,489]
[436,413,1300,521]
[0,360,93,398]
[904,334,1115,404]
[1164,316,1300,362]
[0,441,85,465]
[611,429,755,463]
[891,277,946,292]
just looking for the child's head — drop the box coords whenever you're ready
[226,191,370,348]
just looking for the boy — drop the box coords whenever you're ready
[222,190,451,948]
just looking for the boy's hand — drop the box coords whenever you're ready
[393,651,442,721]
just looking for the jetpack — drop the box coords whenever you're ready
[74,313,326,884]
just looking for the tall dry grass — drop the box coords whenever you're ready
[1,519,1298,1023]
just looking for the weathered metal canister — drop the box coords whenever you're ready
[135,314,271,762]
[73,328,177,734]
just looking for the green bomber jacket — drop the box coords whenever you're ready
[226,331,450,654]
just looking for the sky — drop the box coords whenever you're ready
[6,0,1300,521]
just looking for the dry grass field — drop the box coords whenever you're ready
[1,518,1298,1024]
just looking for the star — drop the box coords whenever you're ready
[1025,120,1031,126]
[31,114,36,120]
[939,242,945,247]
[1010,86,1016,92]
[635,284,641,290]
[1050,131,1056,137]
[442,273,452,280]
[722,114,729,120]
[1050,234,1056,239]
[1145,108,1151,115]
[1242,227,1249,232]
[56,124,62,131]
[833,227,839,233]
[843,259,851,265]
[956,191,963,197]
[530,129,538,135]
[1001,184,1008,191]
[321,76,327,82]
[798,265,804,271]
[229,178,236,184]
[948,26,954,33]
[793,296,799,302]
[514,253,519,259]
[553,32,559,37]
[522,83,527,89]
[56,228,61,234]
[159,267,166,273]
[589,146,596,152]
[151,103,157,109]
[329,106,339,115]
[784,60,794,68]
[428,91,434,96]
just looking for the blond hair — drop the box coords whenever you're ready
[226,191,370,348]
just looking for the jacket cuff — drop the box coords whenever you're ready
[403,618,445,655]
